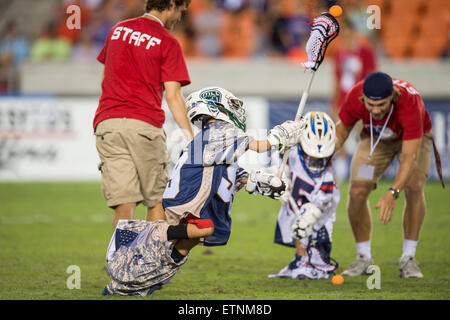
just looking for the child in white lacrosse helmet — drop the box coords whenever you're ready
[269,111,341,280]
[103,87,305,296]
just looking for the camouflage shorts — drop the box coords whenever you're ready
[104,220,188,296]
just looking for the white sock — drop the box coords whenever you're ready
[401,239,418,259]
[356,241,371,259]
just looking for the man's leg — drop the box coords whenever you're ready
[169,223,214,256]
[112,202,136,229]
[295,240,307,256]
[398,169,427,278]
[146,202,166,222]
[342,180,375,276]
[402,170,427,241]
[347,180,374,243]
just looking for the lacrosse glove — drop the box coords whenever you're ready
[268,118,306,152]
[292,202,322,239]
[245,169,286,200]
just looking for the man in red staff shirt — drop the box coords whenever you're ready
[335,72,433,278]
[94,0,194,229]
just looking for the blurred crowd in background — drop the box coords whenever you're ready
[0,0,449,94]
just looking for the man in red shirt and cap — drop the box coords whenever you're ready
[335,71,435,278]
[94,0,194,230]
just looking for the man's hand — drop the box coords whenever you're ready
[164,81,194,141]
[374,138,420,225]
[374,191,396,224]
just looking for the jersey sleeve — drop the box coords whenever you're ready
[160,36,191,87]
[203,124,254,166]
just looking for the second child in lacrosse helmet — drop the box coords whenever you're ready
[270,111,341,280]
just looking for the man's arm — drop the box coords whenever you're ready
[335,121,353,152]
[164,81,194,141]
[375,137,422,224]
[248,139,271,153]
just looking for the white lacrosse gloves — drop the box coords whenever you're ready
[245,169,286,200]
[292,202,322,240]
[268,118,306,152]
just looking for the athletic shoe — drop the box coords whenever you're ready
[341,254,374,276]
[268,254,303,278]
[399,256,423,278]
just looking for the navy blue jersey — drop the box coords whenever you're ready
[163,121,252,246]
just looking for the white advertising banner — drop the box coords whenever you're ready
[0,96,269,181]
[0,97,100,181]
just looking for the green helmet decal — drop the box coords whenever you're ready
[216,104,246,132]
[199,89,222,103]
[188,87,246,132]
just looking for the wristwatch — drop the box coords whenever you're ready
[388,187,400,199]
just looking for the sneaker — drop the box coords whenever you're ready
[399,256,423,278]
[342,254,374,276]
[268,254,303,278]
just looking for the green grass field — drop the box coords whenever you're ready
[0,181,449,300]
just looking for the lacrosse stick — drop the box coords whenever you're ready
[277,13,340,178]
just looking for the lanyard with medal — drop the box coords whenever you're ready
[357,104,394,180]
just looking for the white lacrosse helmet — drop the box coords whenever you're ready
[186,86,246,132]
[298,111,336,177]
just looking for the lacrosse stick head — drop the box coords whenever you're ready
[304,12,340,71]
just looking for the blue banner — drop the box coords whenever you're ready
[268,99,450,182]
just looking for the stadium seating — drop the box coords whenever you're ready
[380,0,449,59]
[388,0,423,16]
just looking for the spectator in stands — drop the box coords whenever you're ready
[221,3,256,58]
[341,0,376,41]
[171,11,196,57]
[71,29,102,62]
[192,0,224,57]
[90,0,124,47]
[269,0,310,58]
[30,21,72,62]
[440,29,450,59]
[0,21,29,93]
[269,4,291,56]
[285,1,310,61]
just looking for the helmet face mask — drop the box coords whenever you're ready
[298,112,336,178]
[299,150,332,178]
[186,87,246,132]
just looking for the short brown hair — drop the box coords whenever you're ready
[145,0,191,12]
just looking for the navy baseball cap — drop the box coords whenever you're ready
[363,72,394,100]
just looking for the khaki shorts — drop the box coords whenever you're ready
[350,132,432,185]
[95,118,169,209]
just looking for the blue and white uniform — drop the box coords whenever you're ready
[163,121,251,247]
[274,144,340,249]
